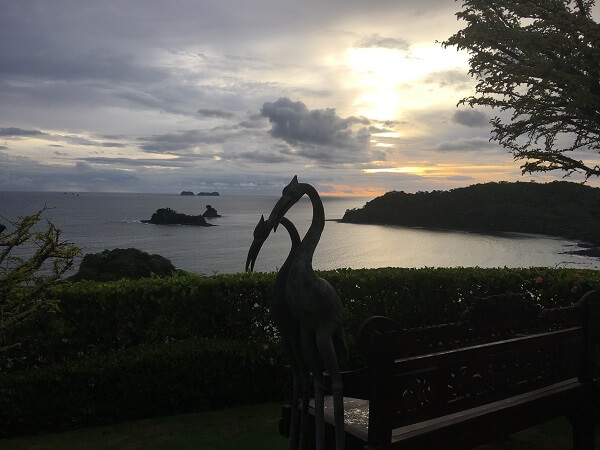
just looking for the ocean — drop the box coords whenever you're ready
[1,191,599,274]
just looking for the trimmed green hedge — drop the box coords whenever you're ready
[1,267,599,437]
[0,339,285,437]
[4,268,600,373]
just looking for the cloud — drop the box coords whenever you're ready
[260,98,374,162]
[356,33,410,50]
[0,127,44,137]
[100,142,127,148]
[452,109,489,128]
[138,129,235,153]
[0,153,141,192]
[81,156,190,168]
[443,175,475,181]
[423,69,473,89]
[233,149,292,164]
[197,108,234,119]
[433,137,498,152]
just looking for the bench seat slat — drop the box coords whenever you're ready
[315,378,589,450]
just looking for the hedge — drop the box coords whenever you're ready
[0,338,285,437]
[4,267,600,373]
[1,267,599,437]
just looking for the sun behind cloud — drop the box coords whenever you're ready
[346,43,470,121]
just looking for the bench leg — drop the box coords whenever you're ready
[570,411,595,450]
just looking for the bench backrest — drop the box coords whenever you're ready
[356,291,600,444]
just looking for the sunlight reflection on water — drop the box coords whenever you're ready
[1,191,599,274]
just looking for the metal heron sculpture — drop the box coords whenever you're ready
[265,175,348,450]
[246,215,311,450]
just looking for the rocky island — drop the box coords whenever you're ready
[202,205,221,218]
[197,192,219,196]
[142,208,214,226]
[180,191,195,196]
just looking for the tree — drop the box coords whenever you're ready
[444,0,600,178]
[70,247,176,282]
[0,209,81,353]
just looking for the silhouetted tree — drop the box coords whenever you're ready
[0,209,81,353]
[71,247,176,282]
[444,0,600,178]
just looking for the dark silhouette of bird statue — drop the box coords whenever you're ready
[264,175,348,450]
[246,215,311,450]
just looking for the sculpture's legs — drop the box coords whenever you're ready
[290,373,301,450]
[316,330,345,450]
[299,375,311,450]
[314,374,325,450]
[301,328,324,450]
[282,337,303,450]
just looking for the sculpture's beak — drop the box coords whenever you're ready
[267,195,294,232]
[245,237,265,272]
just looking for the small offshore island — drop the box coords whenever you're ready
[180,191,220,196]
[142,208,214,226]
[342,181,600,255]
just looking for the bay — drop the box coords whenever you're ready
[1,191,599,274]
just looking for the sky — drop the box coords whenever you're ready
[1,0,598,196]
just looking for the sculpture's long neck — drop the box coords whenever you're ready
[275,217,300,287]
[299,183,324,263]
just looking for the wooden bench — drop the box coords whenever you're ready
[280,290,600,449]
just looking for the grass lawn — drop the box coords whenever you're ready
[0,403,595,450]
[0,403,287,450]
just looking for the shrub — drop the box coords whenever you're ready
[0,338,285,437]
[0,209,81,354]
[3,268,599,373]
[70,248,176,282]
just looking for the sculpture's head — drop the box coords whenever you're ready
[245,214,270,272]
[268,175,303,232]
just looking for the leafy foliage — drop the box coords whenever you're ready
[0,267,598,436]
[444,0,600,178]
[0,338,285,437]
[3,267,599,373]
[70,248,177,282]
[343,181,600,244]
[0,209,81,353]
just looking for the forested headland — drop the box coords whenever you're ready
[342,181,600,246]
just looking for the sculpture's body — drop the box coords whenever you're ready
[265,176,348,450]
[246,216,310,450]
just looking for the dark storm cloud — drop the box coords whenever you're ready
[356,33,410,50]
[452,109,489,128]
[197,109,234,119]
[0,127,44,137]
[260,98,371,155]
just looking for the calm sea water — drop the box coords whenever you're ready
[1,191,599,274]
